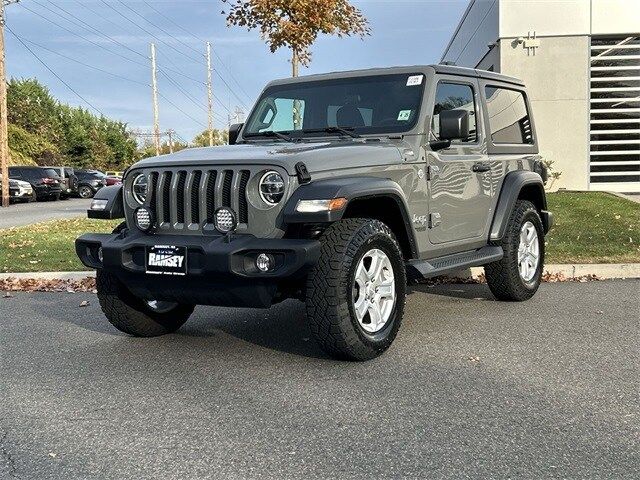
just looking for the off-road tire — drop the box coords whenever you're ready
[485,200,544,301]
[305,218,407,361]
[96,270,194,337]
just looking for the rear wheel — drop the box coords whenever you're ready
[96,270,194,337]
[485,200,545,301]
[305,218,406,361]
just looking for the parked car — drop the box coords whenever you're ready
[0,175,34,203]
[74,170,107,198]
[105,175,122,186]
[77,65,553,361]
[8,166,62,201]
[44,166,78,199]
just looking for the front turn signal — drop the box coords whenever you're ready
[295,198,348,213]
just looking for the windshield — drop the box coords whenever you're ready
[244,73,426,137]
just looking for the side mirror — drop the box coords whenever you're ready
[439,109,469,141]
[229,123,244,145]
[429,110,470,152]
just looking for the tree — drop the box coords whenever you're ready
[222,0,370,76]
[192,128,228,147]
[7,78,138,170]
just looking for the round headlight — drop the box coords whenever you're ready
[132,173,148,204]
[214,207,237,234]
[134,206,154,232]
[259,171,285,205]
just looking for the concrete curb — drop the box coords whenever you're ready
[468,263,640,280]
[1,264,639,281]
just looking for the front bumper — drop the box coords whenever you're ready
[76,231,321,308]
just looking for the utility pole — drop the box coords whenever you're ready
[167,129,174,154]
[206,41,213,147]
[0,0,19,208]
[150,43,160,157]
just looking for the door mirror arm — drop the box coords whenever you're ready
[429,139,451,151]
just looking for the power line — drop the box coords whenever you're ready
[121,0,205,60]
[100,0,205,68]
[157,91,207,129]
[158,69,207,114]
[159,71,228,125]
[37,0,148,61]
[141,0,253,103]
[7,24,105,116]
[19,3,148,69]
[16,35,148,87]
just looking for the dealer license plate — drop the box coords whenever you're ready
[146,245,187,276]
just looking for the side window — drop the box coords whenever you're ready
[431,82,477,142]
[484,87,533,144]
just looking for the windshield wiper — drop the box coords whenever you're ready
[299,127,361,139]
[244,130,294,142]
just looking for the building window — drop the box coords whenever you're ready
[589,36,640,188]
[431,82,477,142]
[484,87,533,144]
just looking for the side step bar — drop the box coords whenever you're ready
[406,246,503,279]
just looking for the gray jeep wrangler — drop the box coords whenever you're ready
[77,65,553,360]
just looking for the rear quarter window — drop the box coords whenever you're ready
[484,87,534,144]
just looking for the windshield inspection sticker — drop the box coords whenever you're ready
[406,75,423,86]
[397,110,412,121]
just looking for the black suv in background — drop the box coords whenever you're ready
[8,166,63,201]
[74,170,106,198]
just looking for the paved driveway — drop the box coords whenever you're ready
[0,198,90,229]
[1,281,638,479]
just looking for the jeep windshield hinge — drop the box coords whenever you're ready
[429,212,442,228]
[295,162,312,185]
[427,165,440,181]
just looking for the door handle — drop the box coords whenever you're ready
[472,162,491,173]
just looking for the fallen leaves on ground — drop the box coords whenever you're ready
[0,271,601,295]
[416,271,599,286]
[0,277,96,293]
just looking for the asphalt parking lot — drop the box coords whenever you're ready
[0,198,90,229]
[1,280,639,479]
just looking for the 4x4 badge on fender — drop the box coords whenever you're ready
[413,214,428,227]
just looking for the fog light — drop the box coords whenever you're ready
[97,247,103,263]
[256,253,274,272]
[214,207,237,234]
[134,206,154,232]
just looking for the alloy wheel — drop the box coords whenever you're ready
[518,221,540,282]
[352,248,396,333]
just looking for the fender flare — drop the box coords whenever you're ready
[489,171,549,241]
[282,176,418,256]
[87,185,125,220]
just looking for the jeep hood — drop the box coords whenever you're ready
[131,141,405,175]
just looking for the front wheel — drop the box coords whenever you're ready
[78,185,94,198]
[485,200,545,301]
[306,218,407,361]
[96,270,194,337]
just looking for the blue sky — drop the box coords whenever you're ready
[5,0,468,142]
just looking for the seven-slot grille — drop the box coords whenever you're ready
[146,168,250,231]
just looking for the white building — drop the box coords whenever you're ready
[441,0,640,193]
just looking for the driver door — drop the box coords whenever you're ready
[427,78,492,246]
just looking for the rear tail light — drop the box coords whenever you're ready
[42,178,59,185]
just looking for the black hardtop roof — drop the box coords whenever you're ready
[266,64,525,88]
